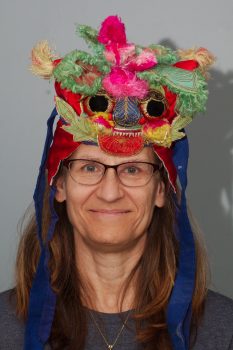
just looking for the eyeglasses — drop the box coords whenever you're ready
[62,159,162,187]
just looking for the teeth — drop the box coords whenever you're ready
[113,130,142,137]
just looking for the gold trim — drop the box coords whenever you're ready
[140,90,167,119]
[85,93,114,114]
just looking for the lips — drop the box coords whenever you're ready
[89,209,131,215]
[90,209,131,216]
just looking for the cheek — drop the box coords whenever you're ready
[127,184,158,230]
[64,184,91,228]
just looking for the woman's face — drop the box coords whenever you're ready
[55,144,165,251]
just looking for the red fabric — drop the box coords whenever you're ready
[162,87,177,123]
[47,120,177,190]
[173,59,199,71]
[53,58,62,67]
[47,120,80,184]
[55,82,82,115]
[153,145,177,192]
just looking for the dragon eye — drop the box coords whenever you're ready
[89,95,109,112]
[140,90,167,119]
[146,99,165,117]
[83,94,114,115]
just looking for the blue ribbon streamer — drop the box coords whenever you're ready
[166,136,196,350]
[24,109,59,350]
[33,108,58,248]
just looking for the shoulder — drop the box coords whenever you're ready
[193,289,233,350]
[204,289,233,317]
[0,289,25,349]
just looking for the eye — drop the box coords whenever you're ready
[140,91,167,119]
[119,163,144,176]
[82,94,114,116]
[123,166,139,175]
[83,164,98,173]
[80,161,102,174]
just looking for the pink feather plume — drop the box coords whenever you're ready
[127,49,157,71]
[98,16,126,45]
[103,68,149,98]
[98,15,157,98]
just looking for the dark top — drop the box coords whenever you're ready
[0,289,233,349]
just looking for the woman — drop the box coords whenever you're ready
[1,15,233,350]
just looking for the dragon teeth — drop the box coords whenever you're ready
[113,130,142,137]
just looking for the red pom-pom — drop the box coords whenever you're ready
[98,15,127,45]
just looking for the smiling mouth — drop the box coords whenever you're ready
[89,209,131,214]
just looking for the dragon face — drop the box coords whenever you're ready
[54,84,179,157]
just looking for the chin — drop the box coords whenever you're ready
[91,231,128,245]
[84,229,145,251]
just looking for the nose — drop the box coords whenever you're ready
[95,168,124,202]
[113,97,141,127]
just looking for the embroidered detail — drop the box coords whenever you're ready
[138,67,208,117]
[142,115,192,147]
[171,115,192,141]
[143,123,172,147]
[53,50,110,95]
[55,97,98,142]
[98,134,144,156]
[55,96,191,149]
[113,97,141,127]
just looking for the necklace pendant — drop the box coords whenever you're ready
[108,345,113,350]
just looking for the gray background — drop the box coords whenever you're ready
[0,0,233,298]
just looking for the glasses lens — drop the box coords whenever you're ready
[117,162,155,186]
[68,160,104,185]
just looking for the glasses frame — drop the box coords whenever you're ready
[62,158,162,187]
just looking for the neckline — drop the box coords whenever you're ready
[84,306,135,317]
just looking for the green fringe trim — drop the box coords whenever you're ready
[77,24,104,57]
[135,44,178,65]
[176,85,208,116]
[148,44,178,65]
[52,23,209,117]
[53,49,110,95]
[138,67,208,117]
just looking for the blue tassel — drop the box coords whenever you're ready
[166,136,196,350]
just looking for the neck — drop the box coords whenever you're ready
[75,234,146,313]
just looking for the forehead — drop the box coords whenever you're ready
[70,144,156,164]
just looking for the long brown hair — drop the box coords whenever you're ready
[14,166,210,349]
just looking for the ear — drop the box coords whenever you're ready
[54,176,67,202]
[154,180,166,208]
